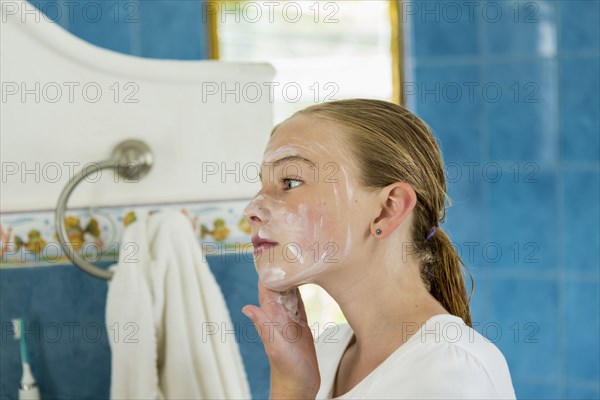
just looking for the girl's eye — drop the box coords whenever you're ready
[282,178,302,190]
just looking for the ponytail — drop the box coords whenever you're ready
[425,227,474,327]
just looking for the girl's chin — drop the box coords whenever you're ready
[260,274,317,292]
[257,268,304,292]
[256,261,331,292]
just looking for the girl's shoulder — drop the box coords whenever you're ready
[409,314,510,374]
[384,314,516,399]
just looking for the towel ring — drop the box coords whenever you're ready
[54,139,153,280]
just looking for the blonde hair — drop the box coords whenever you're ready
[279,98,474,327]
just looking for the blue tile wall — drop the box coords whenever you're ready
[486,60,558,163]
[484,0,557,58]
[559,57,600,162]
[558,0,600,53]
[565,385,600,400]
[30,0,211,59]
[487,278,560,380]
[0,255,269,400]
[489,171,557,270]
[408,0,479,58]
[406,0,600,398]
[68,0,138,54]
[139,0,208,59]
[563,280,600,382]
[0,265,111,400]
[512,379,561,400]
[411,64,483,163]
[563,170,600,276]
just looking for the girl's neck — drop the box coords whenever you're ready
[318,260,448,351]
[328,268,448,396]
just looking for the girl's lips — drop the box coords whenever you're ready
[251,235,279,254]
[253,242,278,254]
[251,235,277,246]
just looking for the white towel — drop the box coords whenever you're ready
[105,210,251,400]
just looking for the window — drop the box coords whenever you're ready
[216,0,395,124]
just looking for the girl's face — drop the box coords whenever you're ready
[243,114,368,291]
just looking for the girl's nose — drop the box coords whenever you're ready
[243,195,270,226]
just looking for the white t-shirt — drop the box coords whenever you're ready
[315,314,516,399]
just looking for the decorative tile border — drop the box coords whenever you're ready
[0,200,253,269]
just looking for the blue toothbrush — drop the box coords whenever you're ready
[12,319,40,400]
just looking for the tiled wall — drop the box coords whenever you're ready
[405,0,599,398]
[29,0,211,59]
[0,256,269,400]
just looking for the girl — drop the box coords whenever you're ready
[242,99,516,399]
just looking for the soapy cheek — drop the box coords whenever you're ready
[255,201,342,288]
[303,206,341,263]
[281,199,339,263]
[252,156,358,289]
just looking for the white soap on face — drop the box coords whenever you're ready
[244,114,368,293]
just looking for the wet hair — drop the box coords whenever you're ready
[276,98,473,327]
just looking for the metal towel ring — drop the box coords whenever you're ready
[55,139,153,280]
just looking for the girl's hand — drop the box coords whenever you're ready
[242,281,321,399]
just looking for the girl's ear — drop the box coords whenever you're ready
[371,182,417,238]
